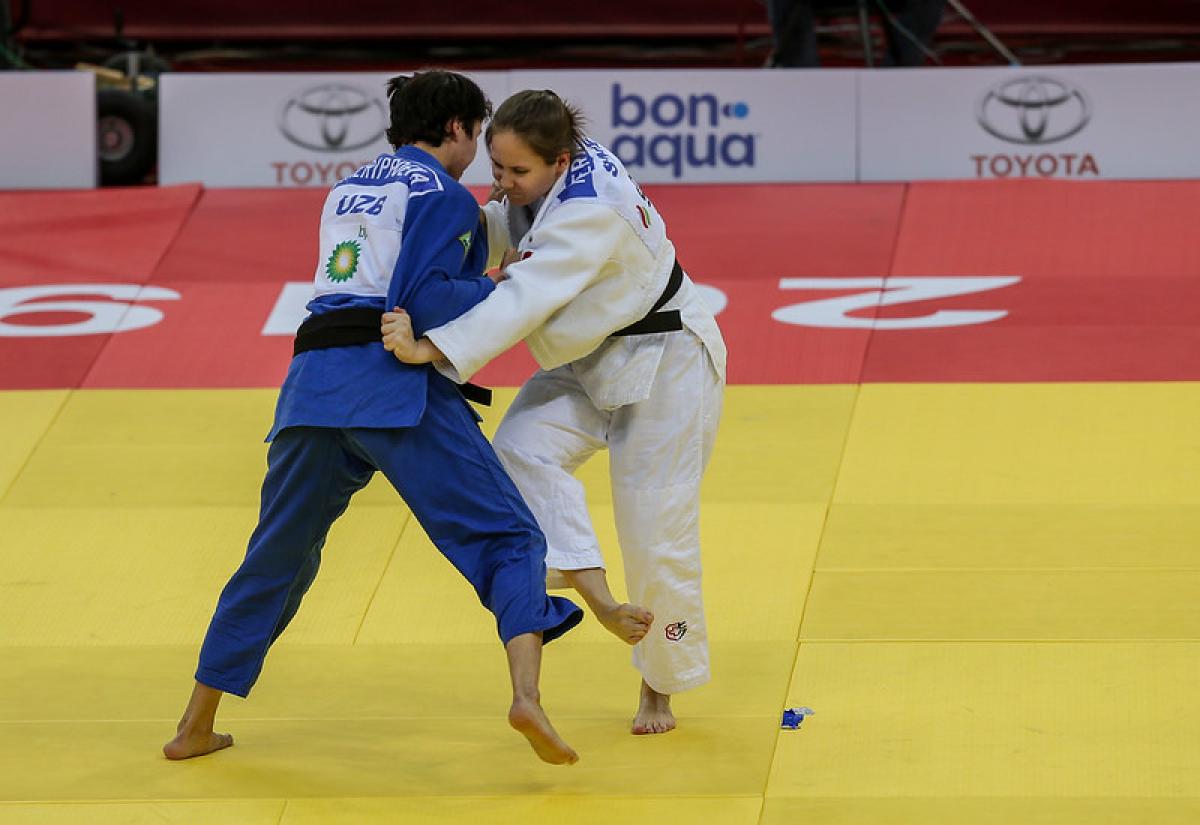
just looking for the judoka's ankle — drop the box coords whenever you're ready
[512,686,542,705]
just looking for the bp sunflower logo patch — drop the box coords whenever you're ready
[325,241,361,283]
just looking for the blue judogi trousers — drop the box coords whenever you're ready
[196,377,583,697]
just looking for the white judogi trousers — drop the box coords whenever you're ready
[493,329,723,694]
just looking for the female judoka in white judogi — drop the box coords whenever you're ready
[382,90,726,735]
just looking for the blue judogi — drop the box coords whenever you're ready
[196,146,582,698]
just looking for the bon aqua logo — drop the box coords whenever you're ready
[609,83,756,179]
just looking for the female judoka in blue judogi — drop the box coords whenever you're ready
[163,71,584,767]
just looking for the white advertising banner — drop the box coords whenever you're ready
[0,71,96,190]
[159,72,510,188]
[506,69,858,183]
[859,63,1200,181]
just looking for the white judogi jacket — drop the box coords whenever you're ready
[426,138,726,410]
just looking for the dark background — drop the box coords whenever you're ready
[6,0,1200,71]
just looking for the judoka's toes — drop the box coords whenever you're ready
[631,714,676,736]
[600,603,655,645]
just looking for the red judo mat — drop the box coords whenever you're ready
[2,179,1199,390]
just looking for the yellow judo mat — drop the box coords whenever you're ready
[1,384,1198,824]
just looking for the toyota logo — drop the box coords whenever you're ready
[976,76,1091,145]
[278,84,387,152]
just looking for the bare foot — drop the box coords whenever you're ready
[631,679,676,735]
[560,569,651,645]
[163,729,234,760]
[509,697,579,765]
[164,682,231,759]
[596,603,654,645]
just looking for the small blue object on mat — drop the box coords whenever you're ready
[781,707,815,729]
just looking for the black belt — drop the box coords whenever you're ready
[610,259,684,337]
[292,308,493,406]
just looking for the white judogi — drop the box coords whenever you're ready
[426,138,726,694]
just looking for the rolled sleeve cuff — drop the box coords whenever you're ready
[426,327,480,384]
[431,357,464,384]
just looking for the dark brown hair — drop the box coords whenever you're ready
[486,89,587,164]
[384,70,492,149]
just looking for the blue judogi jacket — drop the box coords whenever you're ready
[268,146,493,440]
